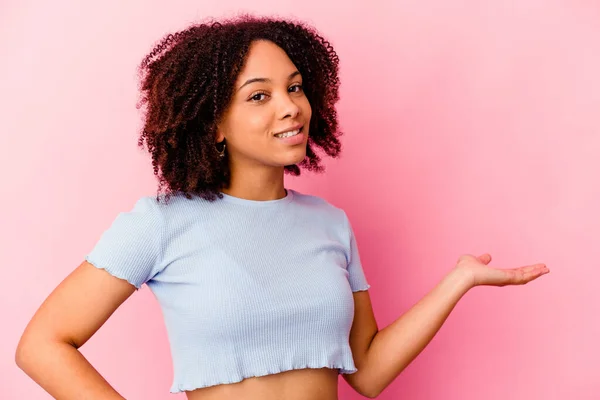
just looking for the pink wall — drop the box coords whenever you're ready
[2,1,598,399]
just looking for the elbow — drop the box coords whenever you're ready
[15,334,53,372]
[348,369,382,398]
[15,333,41,372]
[15,337,31,371]
[354,379,381,399]
[361,387,381,399]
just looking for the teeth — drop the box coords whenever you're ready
[275,129,300,138]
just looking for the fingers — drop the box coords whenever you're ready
[511,263,549,284]
[459,253,492,264]
[477,253,492,265]
[521,263,548,273]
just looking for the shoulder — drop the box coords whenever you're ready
[99,195,166,242]
[141,191,206,219]
[290,189,349,225]
[291,189,339,209]
[116,193,196,237]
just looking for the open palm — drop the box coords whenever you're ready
[455,254,550,288]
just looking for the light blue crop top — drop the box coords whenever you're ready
[85,188,370,393]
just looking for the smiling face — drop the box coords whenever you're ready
[216,40,312,171]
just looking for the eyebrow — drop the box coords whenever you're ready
[237,71,301,92]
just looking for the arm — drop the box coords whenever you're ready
[15,261,137,400]
[345,254,549,398]
[344,270,469,398]
[349,268,471,398]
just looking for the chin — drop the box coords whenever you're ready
[291,148,308,163]
[277,151,307,167]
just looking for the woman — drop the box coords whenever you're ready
[15,15,549,400]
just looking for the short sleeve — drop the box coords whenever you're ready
[85,196,164,290]
[342,211,371,292]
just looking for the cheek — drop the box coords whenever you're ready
[302,97,312,119]
[229,108,272,138]
[239,108,272,133]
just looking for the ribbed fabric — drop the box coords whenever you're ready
[85,188,370,393]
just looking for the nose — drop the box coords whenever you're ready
[278,93,300,120]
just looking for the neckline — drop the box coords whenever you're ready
[218,188,294,207]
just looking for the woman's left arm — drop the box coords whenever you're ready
[344,253,549,398]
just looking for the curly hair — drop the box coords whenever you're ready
[136,14,343,202]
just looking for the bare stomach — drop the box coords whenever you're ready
[185,367,339,400]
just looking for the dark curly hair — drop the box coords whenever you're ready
[136,14,343,202]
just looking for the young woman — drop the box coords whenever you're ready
[16,15,549,400]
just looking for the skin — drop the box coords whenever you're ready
[15,39,550,400]
[216,39,312,202]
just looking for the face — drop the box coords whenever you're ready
[216,40,312,170]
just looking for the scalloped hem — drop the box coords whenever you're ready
[85,255,143,290]
[352,284,371,292]
[169,364,358,393]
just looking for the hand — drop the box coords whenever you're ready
[454,253,550,288]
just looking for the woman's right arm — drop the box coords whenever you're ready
[15,260,137,400]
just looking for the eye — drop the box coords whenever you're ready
[249,92,268,102]
[289,83,303,93]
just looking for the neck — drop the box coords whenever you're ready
[221,164,287,201]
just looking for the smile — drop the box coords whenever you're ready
[275,129,301,138]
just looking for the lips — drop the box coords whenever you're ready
[273,124,304,137]
[273,126,306,145]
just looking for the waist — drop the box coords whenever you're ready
[185,367,339,400]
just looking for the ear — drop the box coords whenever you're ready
[215,127,226,143]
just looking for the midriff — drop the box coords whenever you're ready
[185,367,339,400]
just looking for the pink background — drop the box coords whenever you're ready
[2,1,598,399]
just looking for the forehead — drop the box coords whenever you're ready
[237,40,298,80]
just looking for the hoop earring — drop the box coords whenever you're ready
[216,142,226,158]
